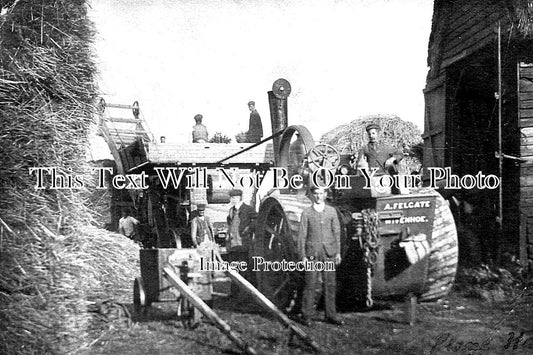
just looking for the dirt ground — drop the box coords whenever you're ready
[83,285,532,355]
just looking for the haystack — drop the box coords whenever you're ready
[320,114,423,173]
[0,1,139,353]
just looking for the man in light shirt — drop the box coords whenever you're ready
[190,204,214,247]
[118,209,140,242]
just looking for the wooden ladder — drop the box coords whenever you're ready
[97,99,154,174]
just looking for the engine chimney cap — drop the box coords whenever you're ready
[272,78,291,99]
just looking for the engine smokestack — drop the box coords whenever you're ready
[268,79,291,165]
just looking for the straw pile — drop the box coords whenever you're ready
[1,1,139,353]
[320,114,423,173]
[455,256,532,302]
[511,0,533,38]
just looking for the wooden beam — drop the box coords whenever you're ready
[519,118,533,127]
[105,117,140,124]
[108,128,149,135]
[105,103,134,109]
[421,128,443,139]
[423,75,446,93]
[520,92,533,101]
[519,100,533,109]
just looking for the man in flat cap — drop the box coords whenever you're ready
[246,101,263,143]
[355,123,403,175]
[226,189,257,289]
[192,114,209,143]
[191,204,214,247]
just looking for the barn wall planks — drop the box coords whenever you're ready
[520,62,533,269]
[435,0,509,70]
[425,0,533,269]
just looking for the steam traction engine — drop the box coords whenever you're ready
[251,79,458,310]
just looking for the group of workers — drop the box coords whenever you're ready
[186,185,344,326]
[189,101,263,144]
[119,123,403,327]
[187,124,402,327]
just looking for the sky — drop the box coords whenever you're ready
[89,0,433,145]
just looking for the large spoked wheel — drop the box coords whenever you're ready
[254,195,312,310]
[307,143,340,172]
[254,198,299,308]
[278,125,316,170]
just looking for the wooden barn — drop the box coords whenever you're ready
[423,0,533,269]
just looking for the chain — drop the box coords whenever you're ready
[361,209,380,308]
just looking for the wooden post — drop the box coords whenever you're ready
[406,292,417,326]
[497,21,503,262]
[215,252,321,353]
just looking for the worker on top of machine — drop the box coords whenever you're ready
[355,123,404,175]
[226,189,257,289]
[192,114,209,143]
[191,204,214,247]
[246,101,263,143]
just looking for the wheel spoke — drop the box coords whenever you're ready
[268,233,275,250]
[277,218,284,235]
[272,275,291,297]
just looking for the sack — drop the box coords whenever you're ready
[384,233,429,280]
[399,234,430,265]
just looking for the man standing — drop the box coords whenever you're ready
[118,209,140,242]
[192,114,209,143]
[190,204,214,247]
[298,186,343,326]
[226,189,257,287]
[355,123,403,175]
[246,101,263,143]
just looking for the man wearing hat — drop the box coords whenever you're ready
[246,101,263,143]
[226,189,257,287]
[355,123,404,175]
[192,114,209,143]
[190,204,214,247]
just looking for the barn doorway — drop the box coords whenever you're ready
[445,44,520,264]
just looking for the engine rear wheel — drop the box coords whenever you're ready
[419,190,459,301]
[253,194,311,308]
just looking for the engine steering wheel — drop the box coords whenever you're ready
[307,143,340,172]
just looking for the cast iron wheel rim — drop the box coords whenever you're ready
[254,198,298,308]
[278,125,316,170]
[133,277,146,307]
